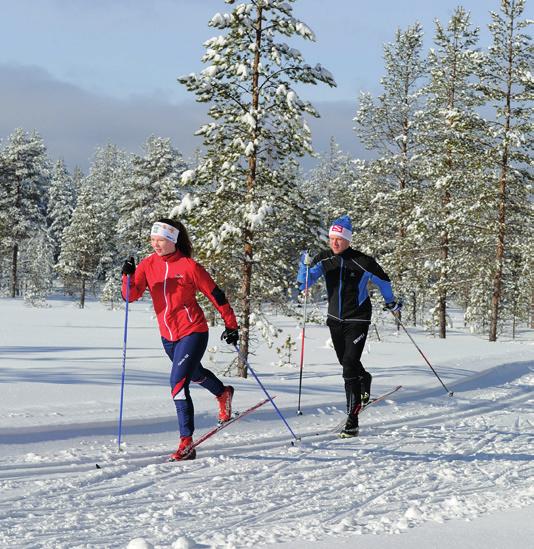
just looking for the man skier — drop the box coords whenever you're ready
[297,215,401,437]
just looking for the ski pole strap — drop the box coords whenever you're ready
[234,345,300,441]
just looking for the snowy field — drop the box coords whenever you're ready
[0,296,533,548]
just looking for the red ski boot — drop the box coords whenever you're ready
[216,385,234,423]
[169,436,196,461]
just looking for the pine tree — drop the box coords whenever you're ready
[47,159,76,262]
[304,138,361,226]
[480,0,533,341]
[178,0,335,376]
[0,129,50,298]
[417,8,485,337]
[354,23,427,324]
[20,230,54,306]
[57,145,129,307]
[116,136,187,260]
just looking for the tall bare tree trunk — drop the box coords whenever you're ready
[489,163,508,341]
[80,277,86,309]
[237,6,263,378]
[489,12,514,342]
[10,243,18,298]
[437,188,451,339]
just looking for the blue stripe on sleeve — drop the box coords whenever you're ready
[297,260,324,290]
[370,273,394,302]
[358,272,371,305]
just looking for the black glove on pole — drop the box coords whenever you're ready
[122,257,136,276]
[221,327,239,346]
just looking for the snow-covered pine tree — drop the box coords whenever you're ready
[178,0,335,376]
[104,136,186,308]
[56,178,107,308]
[57,145,129,308]
[304,137,361,226]
[479,0,533,341]
[0,129,50,298]
[354,23,427,325]
[417,8,486,337]
[116,136,187,260]
[90,146,131,308]
[20,230,55,306]
[47,159,76,263]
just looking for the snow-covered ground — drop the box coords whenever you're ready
[0,296,533,548]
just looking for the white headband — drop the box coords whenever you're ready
[329,224,352,241]
[151,222,179,243]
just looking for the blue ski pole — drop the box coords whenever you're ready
[117,275,131,451]
[234,344,300,442]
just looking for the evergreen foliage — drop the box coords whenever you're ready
[479,0,533,340]
[0,0,531,342]
[47,159,76,262]
[177,0,334,375]
[0,129,50,299]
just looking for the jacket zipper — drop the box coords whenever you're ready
[163,262,174,340]
[183,305,193,323]
[338,257,344,319]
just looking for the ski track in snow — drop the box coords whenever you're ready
[1,371,533,548]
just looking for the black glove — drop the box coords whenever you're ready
[385,300,402,313]
[122,257,136,276]
[221,327,239,346]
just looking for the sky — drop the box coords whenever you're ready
[0,0,530,171]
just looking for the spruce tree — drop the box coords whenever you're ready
[304,138,361,226]
[178,0,335,376]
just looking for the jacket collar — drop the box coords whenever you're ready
[158,250,184,263]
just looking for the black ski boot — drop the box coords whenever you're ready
[361,371,372,405]
[339,414,359,438]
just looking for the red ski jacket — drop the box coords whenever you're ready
[121,250,238,342]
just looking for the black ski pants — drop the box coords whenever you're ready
[328,321,370,416]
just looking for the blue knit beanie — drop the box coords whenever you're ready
[329,215,352,241]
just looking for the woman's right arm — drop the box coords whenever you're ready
[121,260,148,302]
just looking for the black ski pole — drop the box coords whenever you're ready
[387,309,454,397]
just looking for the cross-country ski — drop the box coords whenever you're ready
[168,397,271,461]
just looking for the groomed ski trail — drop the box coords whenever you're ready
[1,365,533,548]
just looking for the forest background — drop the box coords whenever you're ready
[0,0,532,376]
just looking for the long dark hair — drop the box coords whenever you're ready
[157,218,192,258]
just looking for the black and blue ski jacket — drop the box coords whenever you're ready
[297,248,395,324]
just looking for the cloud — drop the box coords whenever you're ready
[0,64,208,170]
[0,64,369,173]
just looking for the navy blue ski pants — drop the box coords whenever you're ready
[162,331,224,437]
